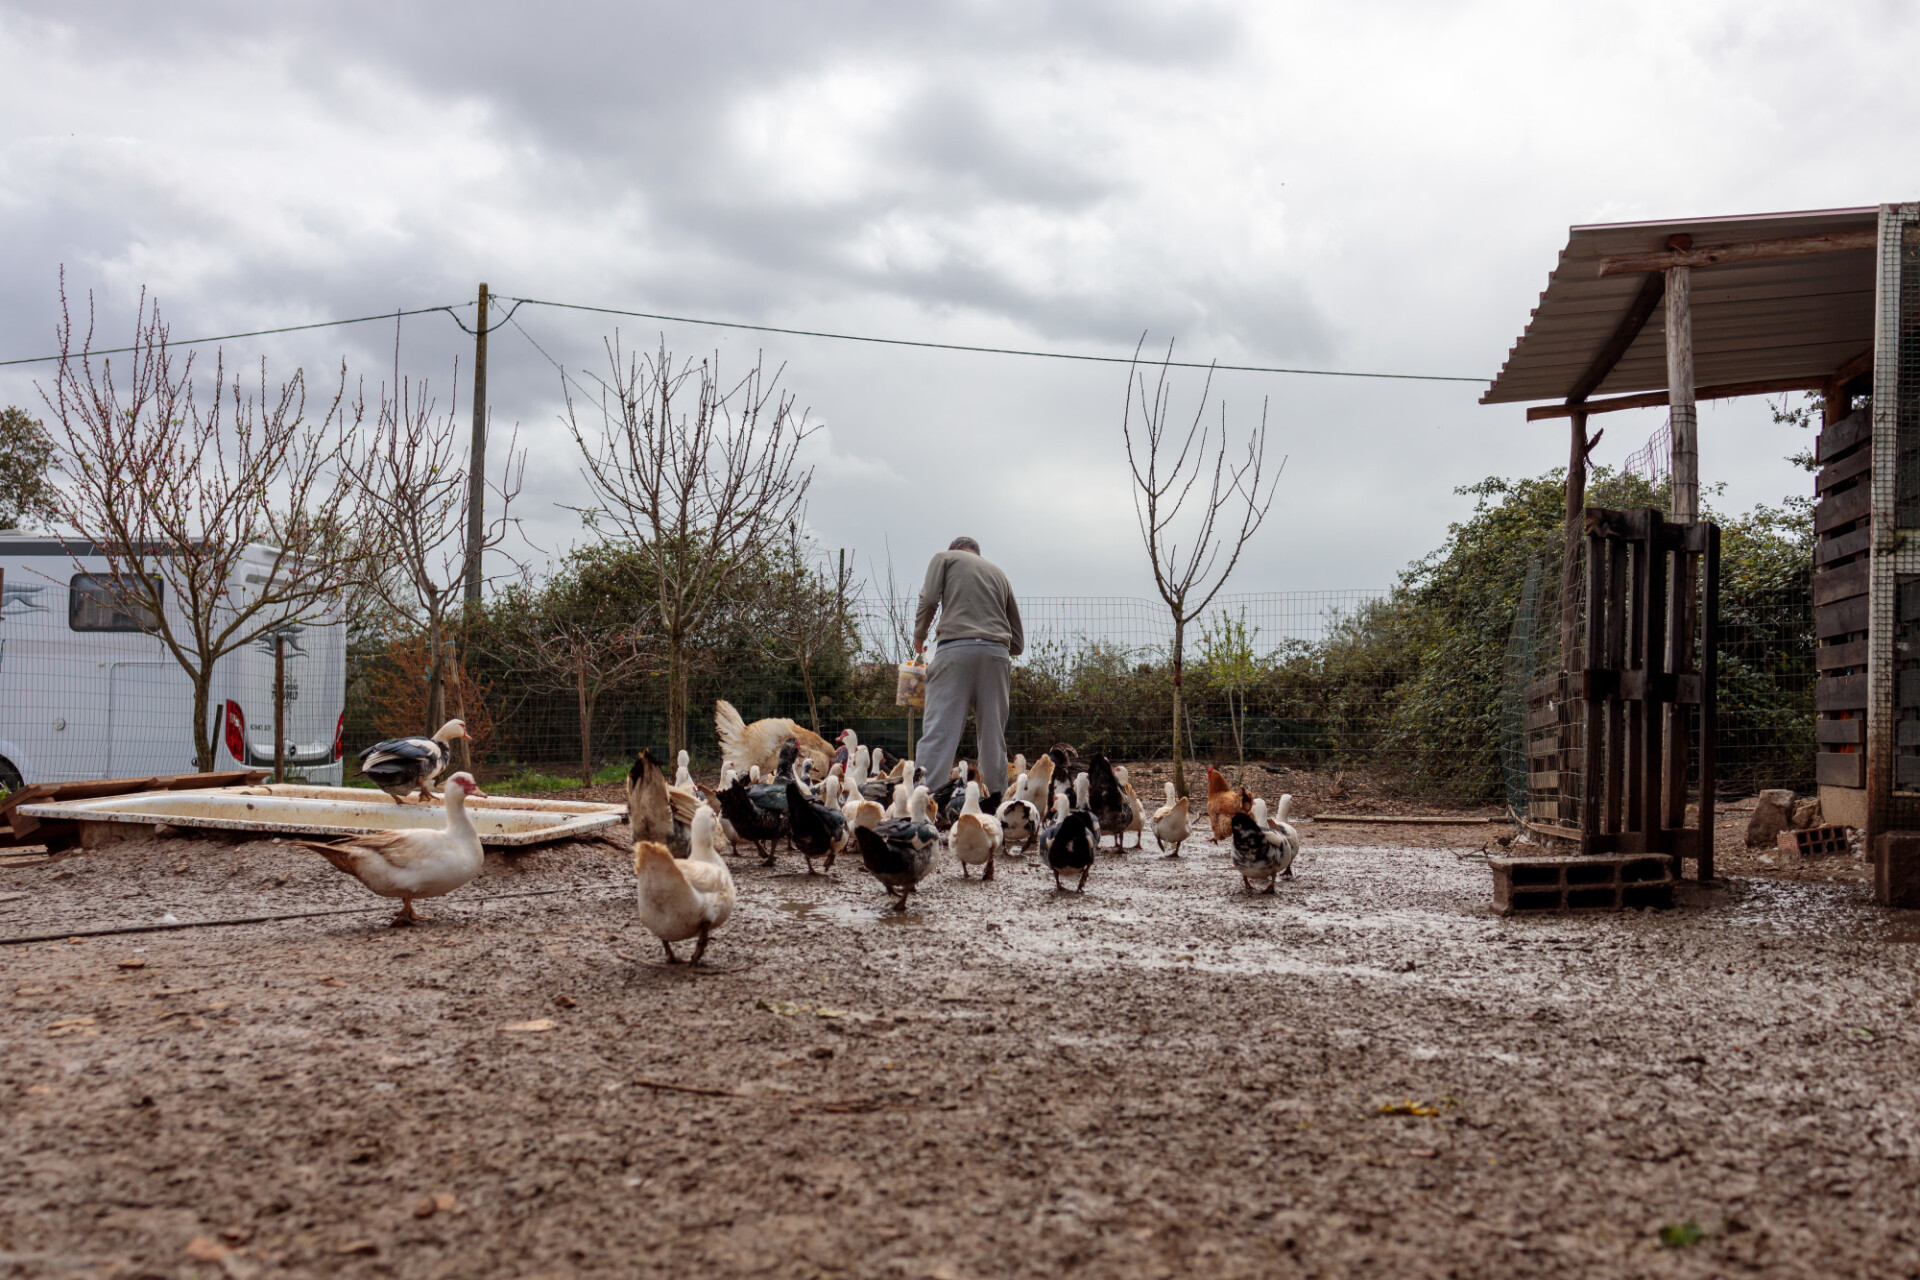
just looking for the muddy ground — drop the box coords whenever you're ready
[1,770,1915,1278]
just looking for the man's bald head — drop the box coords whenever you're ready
[949,536,981,554]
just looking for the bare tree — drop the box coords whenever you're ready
[40,286,362,772]
[496,568,654,786]
[1121,345,1281,797]
[340,330,525,742]
[759,526,856,732]
[565,338,814,758]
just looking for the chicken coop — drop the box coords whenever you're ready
[1483,204,1920,907]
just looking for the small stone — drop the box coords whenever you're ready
[810,1045,835,1060]
[411,1196,439,1219]
[1745,790,1795,848]
[117,958,147,970]
[554,995,577,1008]
[185,1236,228,1262]
[335,1239,378,1256]
[1791,798,1823,830]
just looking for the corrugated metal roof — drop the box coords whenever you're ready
[1482,206,1879,405]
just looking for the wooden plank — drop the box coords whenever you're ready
[1815,485,1871,533]
[1813,559,1869,607]
[1817,718,1866,745]
[1820,752,1866,790]
[1817,594,1869,638]
[1584,507,1652,540]
[1308,814,1494,826]
[1817,447,1873,493]
[1597,229,1878,276]
[1816,639,1869,672]
[1820,673,1870,710]
[1817,408,1872,463]
[1528,375,1835,421]
[1816,527,1872,567]
[1567,273,1667,404]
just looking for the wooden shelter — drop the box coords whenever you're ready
[1484,205,1920,906]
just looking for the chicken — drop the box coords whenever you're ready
[1206,765,1253,841]
[948,781,1004,880]
[634,807,735,964]
[1151,782,1191,853]
[291,772,487,924]
[1039,793,1096,893]
[715,699,833,780]
[786,776,850,875]
[356,719,472,804]
[995,777,1041,854]
[854,785,939,911]
[1230,798,1298,894]
[626,748,702,857]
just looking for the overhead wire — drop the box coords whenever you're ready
[0,303,475,369]
[0,291,1487,385]
[501,294,1486,384]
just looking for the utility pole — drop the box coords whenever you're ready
[464,282,490,609]
[458,282,489,775]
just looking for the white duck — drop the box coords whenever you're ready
[635,806,736,964]
[673,749,695,791]
[996,774,1041,854]
[291,772,488,925]
[1114,765,1146,850]
[1151,781,1191,852]
[948,780,1004,880]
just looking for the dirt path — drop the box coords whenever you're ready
[2,805,1916,1277]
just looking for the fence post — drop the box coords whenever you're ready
[273,632,285,785]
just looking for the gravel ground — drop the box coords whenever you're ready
[2,781,1916,1278]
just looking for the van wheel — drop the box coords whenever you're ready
[0,757,21,796]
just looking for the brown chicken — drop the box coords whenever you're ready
[1206,765,1254,841]
[714,699,833,779]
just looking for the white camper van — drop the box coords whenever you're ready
[0,533,346,791]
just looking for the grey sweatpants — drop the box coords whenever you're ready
[916,639,1011,798]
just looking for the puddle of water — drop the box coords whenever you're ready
[774,900,925,927]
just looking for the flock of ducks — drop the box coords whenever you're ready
[296,721,1301,966]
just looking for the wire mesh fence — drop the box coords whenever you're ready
[332,585,1815,800]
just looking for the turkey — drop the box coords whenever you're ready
[715,699,832,779]
[356,720,472,803]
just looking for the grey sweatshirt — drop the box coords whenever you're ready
[913,550,1025,657]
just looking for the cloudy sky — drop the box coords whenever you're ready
[2,0,1914,606]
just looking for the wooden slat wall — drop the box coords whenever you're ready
[1814,405,1870,794]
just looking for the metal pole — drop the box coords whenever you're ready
[273,633,286,785]
[464,283,490,609]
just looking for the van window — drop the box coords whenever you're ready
[69,574,161,633]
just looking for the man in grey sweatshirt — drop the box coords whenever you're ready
[913,536,1025,797]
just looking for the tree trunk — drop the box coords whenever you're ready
[577,655,593,787]
[1170,618,1187,798]
[666,630,686,759]
[192,675,215,773]
[425,617,447,733]
[800,647,820,733]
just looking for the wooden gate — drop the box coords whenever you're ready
[1525,507,1720,877]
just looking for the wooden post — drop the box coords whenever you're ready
[1561,409,1590,666]
[1665,261,1698,522]
[273,632,286,785]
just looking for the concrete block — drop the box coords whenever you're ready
[1490,854,1674,915]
